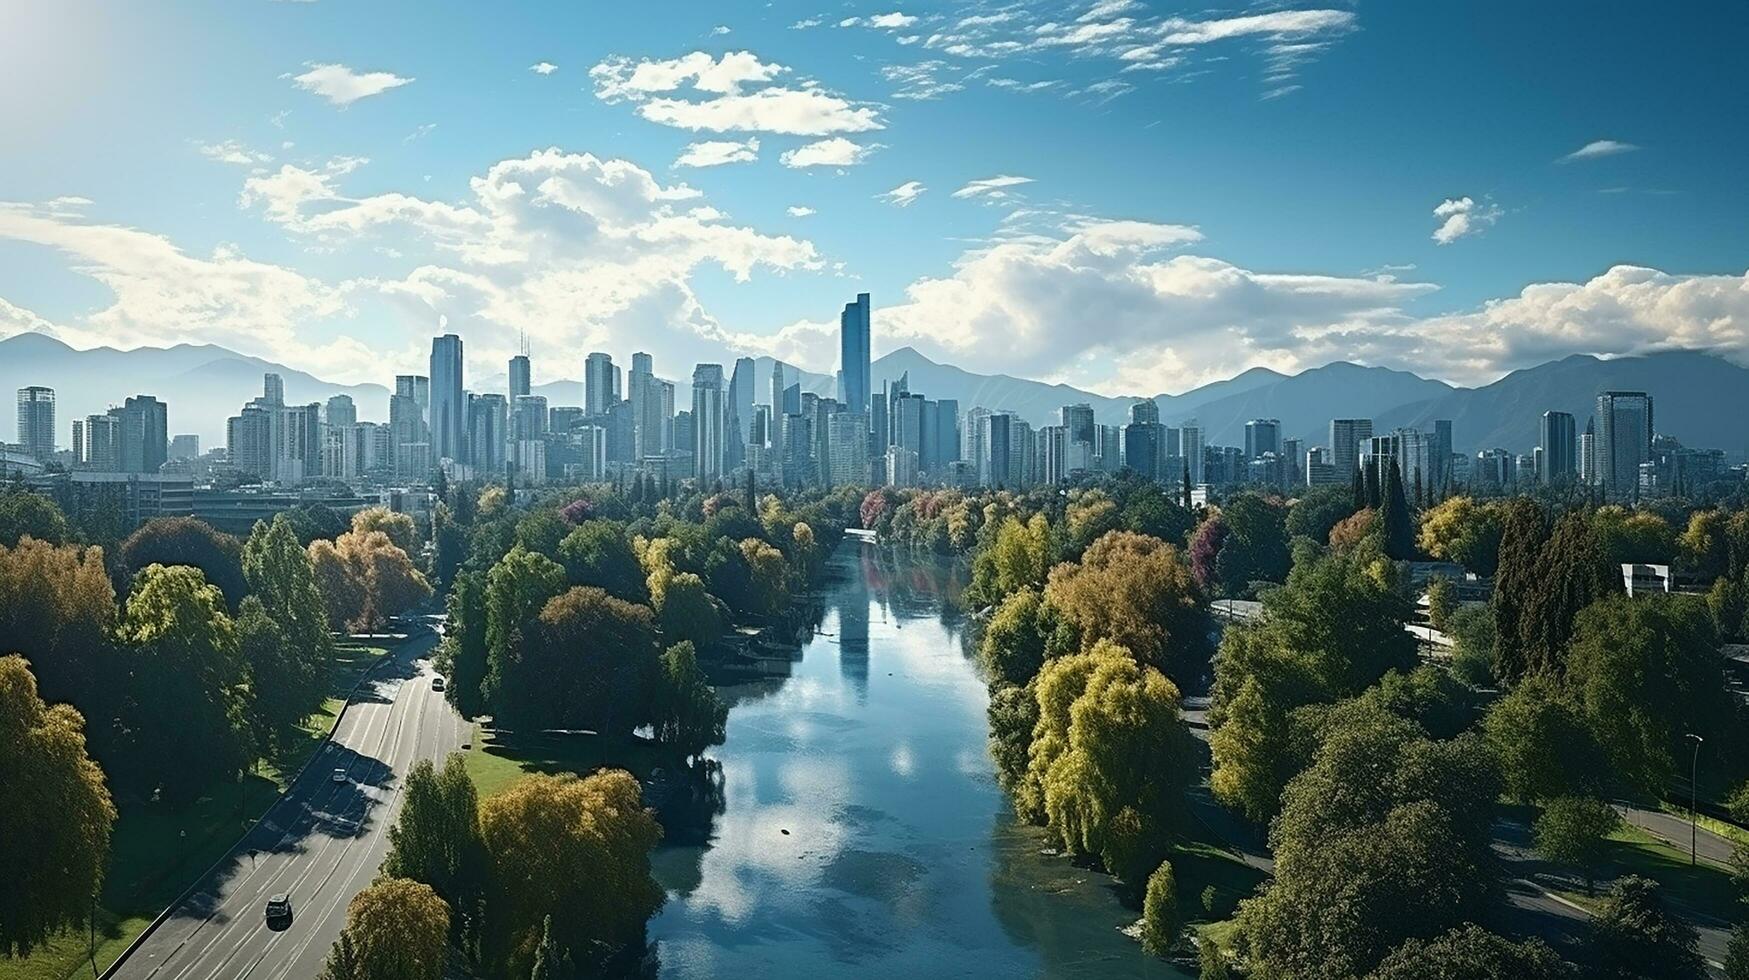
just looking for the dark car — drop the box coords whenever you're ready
[265,893,292,921]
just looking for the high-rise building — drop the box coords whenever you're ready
[628,352,670,459]
[111,395,168,474]
[584,352,618,416]
[1431,419,1454,489]
[1244,419,1281,460]
[935,398,961,470]
[728,356,755,469]
[325,394,357,428]
[1596,391,1653,500]
[1180,420,1204,484]
[509,354,531,399]
[885,444,919,488]
[1061,404,1096,476]
[839,292,871,416]
[1041,425,1070,484]
[263,373,285,406]
[769,359,787,411]
[469,393,509,475]
[1539,410,1576,483]
[692,364,726,480]
[980,413,1014,487]
[168,434,200,460]
[430,334,466,463]
[81,414,120,471]
[1579,417,1598,485]
[395,375,430,423]
[227,406,273,479]
[1329,419,1372,479]
[827,411,871,486]
[16,386,55,460]
[275,404,319,484]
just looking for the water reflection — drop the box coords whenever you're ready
[649,541,1189,979]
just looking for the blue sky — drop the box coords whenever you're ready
[2,0,1745,396]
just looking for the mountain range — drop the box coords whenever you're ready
[3,330,1746,460]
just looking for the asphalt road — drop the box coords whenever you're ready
[111,626,467,980]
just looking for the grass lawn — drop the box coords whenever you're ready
[1549,824,1739,923]
[0,638,393,980]
[1659,800,1749,848]
[464,724,678,799]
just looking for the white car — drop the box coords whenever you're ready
[331,768,347,784]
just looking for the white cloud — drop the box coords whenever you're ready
[529,61,558,75]
[882,61,965,100]
[674,138,760,168]
[877,181,926,207]
[711,25,731,36]
[1560,139,1639,162]
[842,12,921,29]
[1155,10,1355,44]
[289,62,414,106]
[590,51,882,135]
[779,137,879,168]
[1431,196,1502,245]
[195,139,272,166]
[786,206,816,217]
[952,174,1033,199]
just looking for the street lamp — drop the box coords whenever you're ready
[1685,733,1705,866]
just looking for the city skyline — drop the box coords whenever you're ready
[2,2,1747,398]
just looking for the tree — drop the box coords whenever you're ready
[1726,922,1749,980]
[1589,876,1702,980]
[530,914,575,980]
[1593,506,1678,567]
[1566,594,1730,796]
[1366,924,1574,980]
[309,530,432,632]
[478,771,663,976]
[1187,512,1228,593]
[324,877,450,980]
[1678,508,1731,581]
[1236,701,1501,980]
[0,655,116,956]
[282,502,348,545]
[654,572,722,650]
[1426,576,1458,631]
[432,503,466,591]
[0,489,69,547]
[1141,859,1179,956]
[1491,499,1550,682]
[1416,497,1505,576]
[1516,511,1612,676]
[1044,530,1209,686]
[351,506,419,556]
[120,517,248,608]
[978,587,1052,687]
[500,587,658,734]
[242,514,333,678]
[651,641,728,759]
[1534,796,1619,893]
[1328,507,1378,553]
[480,546,567,719]
[0,538,116,712]
[1287,486,1356,547]
[556,520,646,603]
[441,570,489,717]
[111,564,251,804]
[1378,460,1414,559]
[1482,676,1602,804]
[383,753,483,907]
[1213,494,1292,595]
[738,537,789,618]
[238,596,325,750]
[987,682,1039,800]
[970,514,1052,604]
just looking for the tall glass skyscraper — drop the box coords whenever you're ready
[508,354,531,399]
[839,292,871,417]
[16,386,55,461]
[1596,390,1653,500]
[430,334,465,465]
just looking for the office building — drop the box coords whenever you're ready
[827,411,871,486]
[692,364,726,480]
[728,356,755,469]
[168,434,200,460]
[509,353,531,399]
[1180,420,1204,484]
[839,292,871,416]
[263,373,285,406]
[1431,420,1454,489]
[16,386,55,460]
[112,395,168,474]
[430,334,466,464]
[886,445,919,487]
[1329,419,1371,478]
[395,375,430,421]
[1244,419,1281,460]
[584,352,619,416]
[980,413,1014,487]
[1539,411,1577,483]
[1579,417,1598,485]
[325,394,356,429]
[1596,391,1653,500]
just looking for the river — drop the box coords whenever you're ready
[648,540,1191,979]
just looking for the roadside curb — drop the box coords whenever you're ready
[96,630,420,980]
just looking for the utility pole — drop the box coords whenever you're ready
[1686,733,1705,866]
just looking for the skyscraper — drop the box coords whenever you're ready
[839,292,871,417]
[430,334,466,464]
[325,394,357,428]
[629,352,669,459]
[395,375,430,424]
[1244,419,1281,460]
[1579,417,1597,485]
[469,393,509,475]
[1596,391,1653,500]
[1329,419,1373,479]
[1539,411,1576,483]
[1431,419,1454,489]
[1180,420,1204,484]
[16,386,55,460]
[728,356,755,469]
[692,364,726,480]
[263,372,285,407]
[584,352,618,416]
[509,354,531,399]
[111,395,168,474]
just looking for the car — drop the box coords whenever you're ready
[265,894,292,921]
[431,676,446,692]
[331,767,347,784]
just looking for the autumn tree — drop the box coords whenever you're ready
[351,506,419,556]
[1044,530,1208,686]
[309,530,432,632]
[0,655,116,956]
[321,878,450,980]
[1415,496,1505,576]
[0,538,116,712]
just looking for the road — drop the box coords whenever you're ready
[110,625,467,980]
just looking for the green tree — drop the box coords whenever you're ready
[1287,485,1356,547]
[1141,859,1179,956]
[316,932,361,980]
[441,570,490,717]
[1725,921,1749,980]
[987,681,1039,800]
[1213,493,1292,594]
[323,877,450,980]
[0,655,117,956]
[1491,499,1550,682]
[112,564,251,804]
[1045,530,1208,685]
[382,753,484,907]
[0,489,69,547]
[431,503,466,591]
[970,514,1052,605]
[120,517,248,608]
[1534,796,1620,893]
[0,538,116,713]
[651,640,728,759]
[1416,496,1505,576]
[655,571,723,650]
[1593,506,1678,567]
[242,513,333,684]
[978,587,1052,687]
[1378,460,1414,560]
[1482,675,1602,804]
[1678,508,1731,581]
[556,520,647,602]
[1566,593,1729,796]
[480,545,566,719]
[529,914,574,980]
[1517,511,1613,676]
[1365,924,1574,980]
[238,595,325,751]
[499,586,660,733]
[478,771,663,977]
[1589,876,1702,980]
[1425,576,1458,631]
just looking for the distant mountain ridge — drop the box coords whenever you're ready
[4,331,1747,460]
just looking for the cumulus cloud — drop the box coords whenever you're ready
[1560,139,1639,162]
[674,137,760,168]
[590,51,881,135]
[779,137,879,168]
[786,206,815,217]
[1431,196,1502,245]
[289,62,414,106]
[529,61,558,75]
[842,12,921,29]
[877,181,926,207]
[953,174,1033,199]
